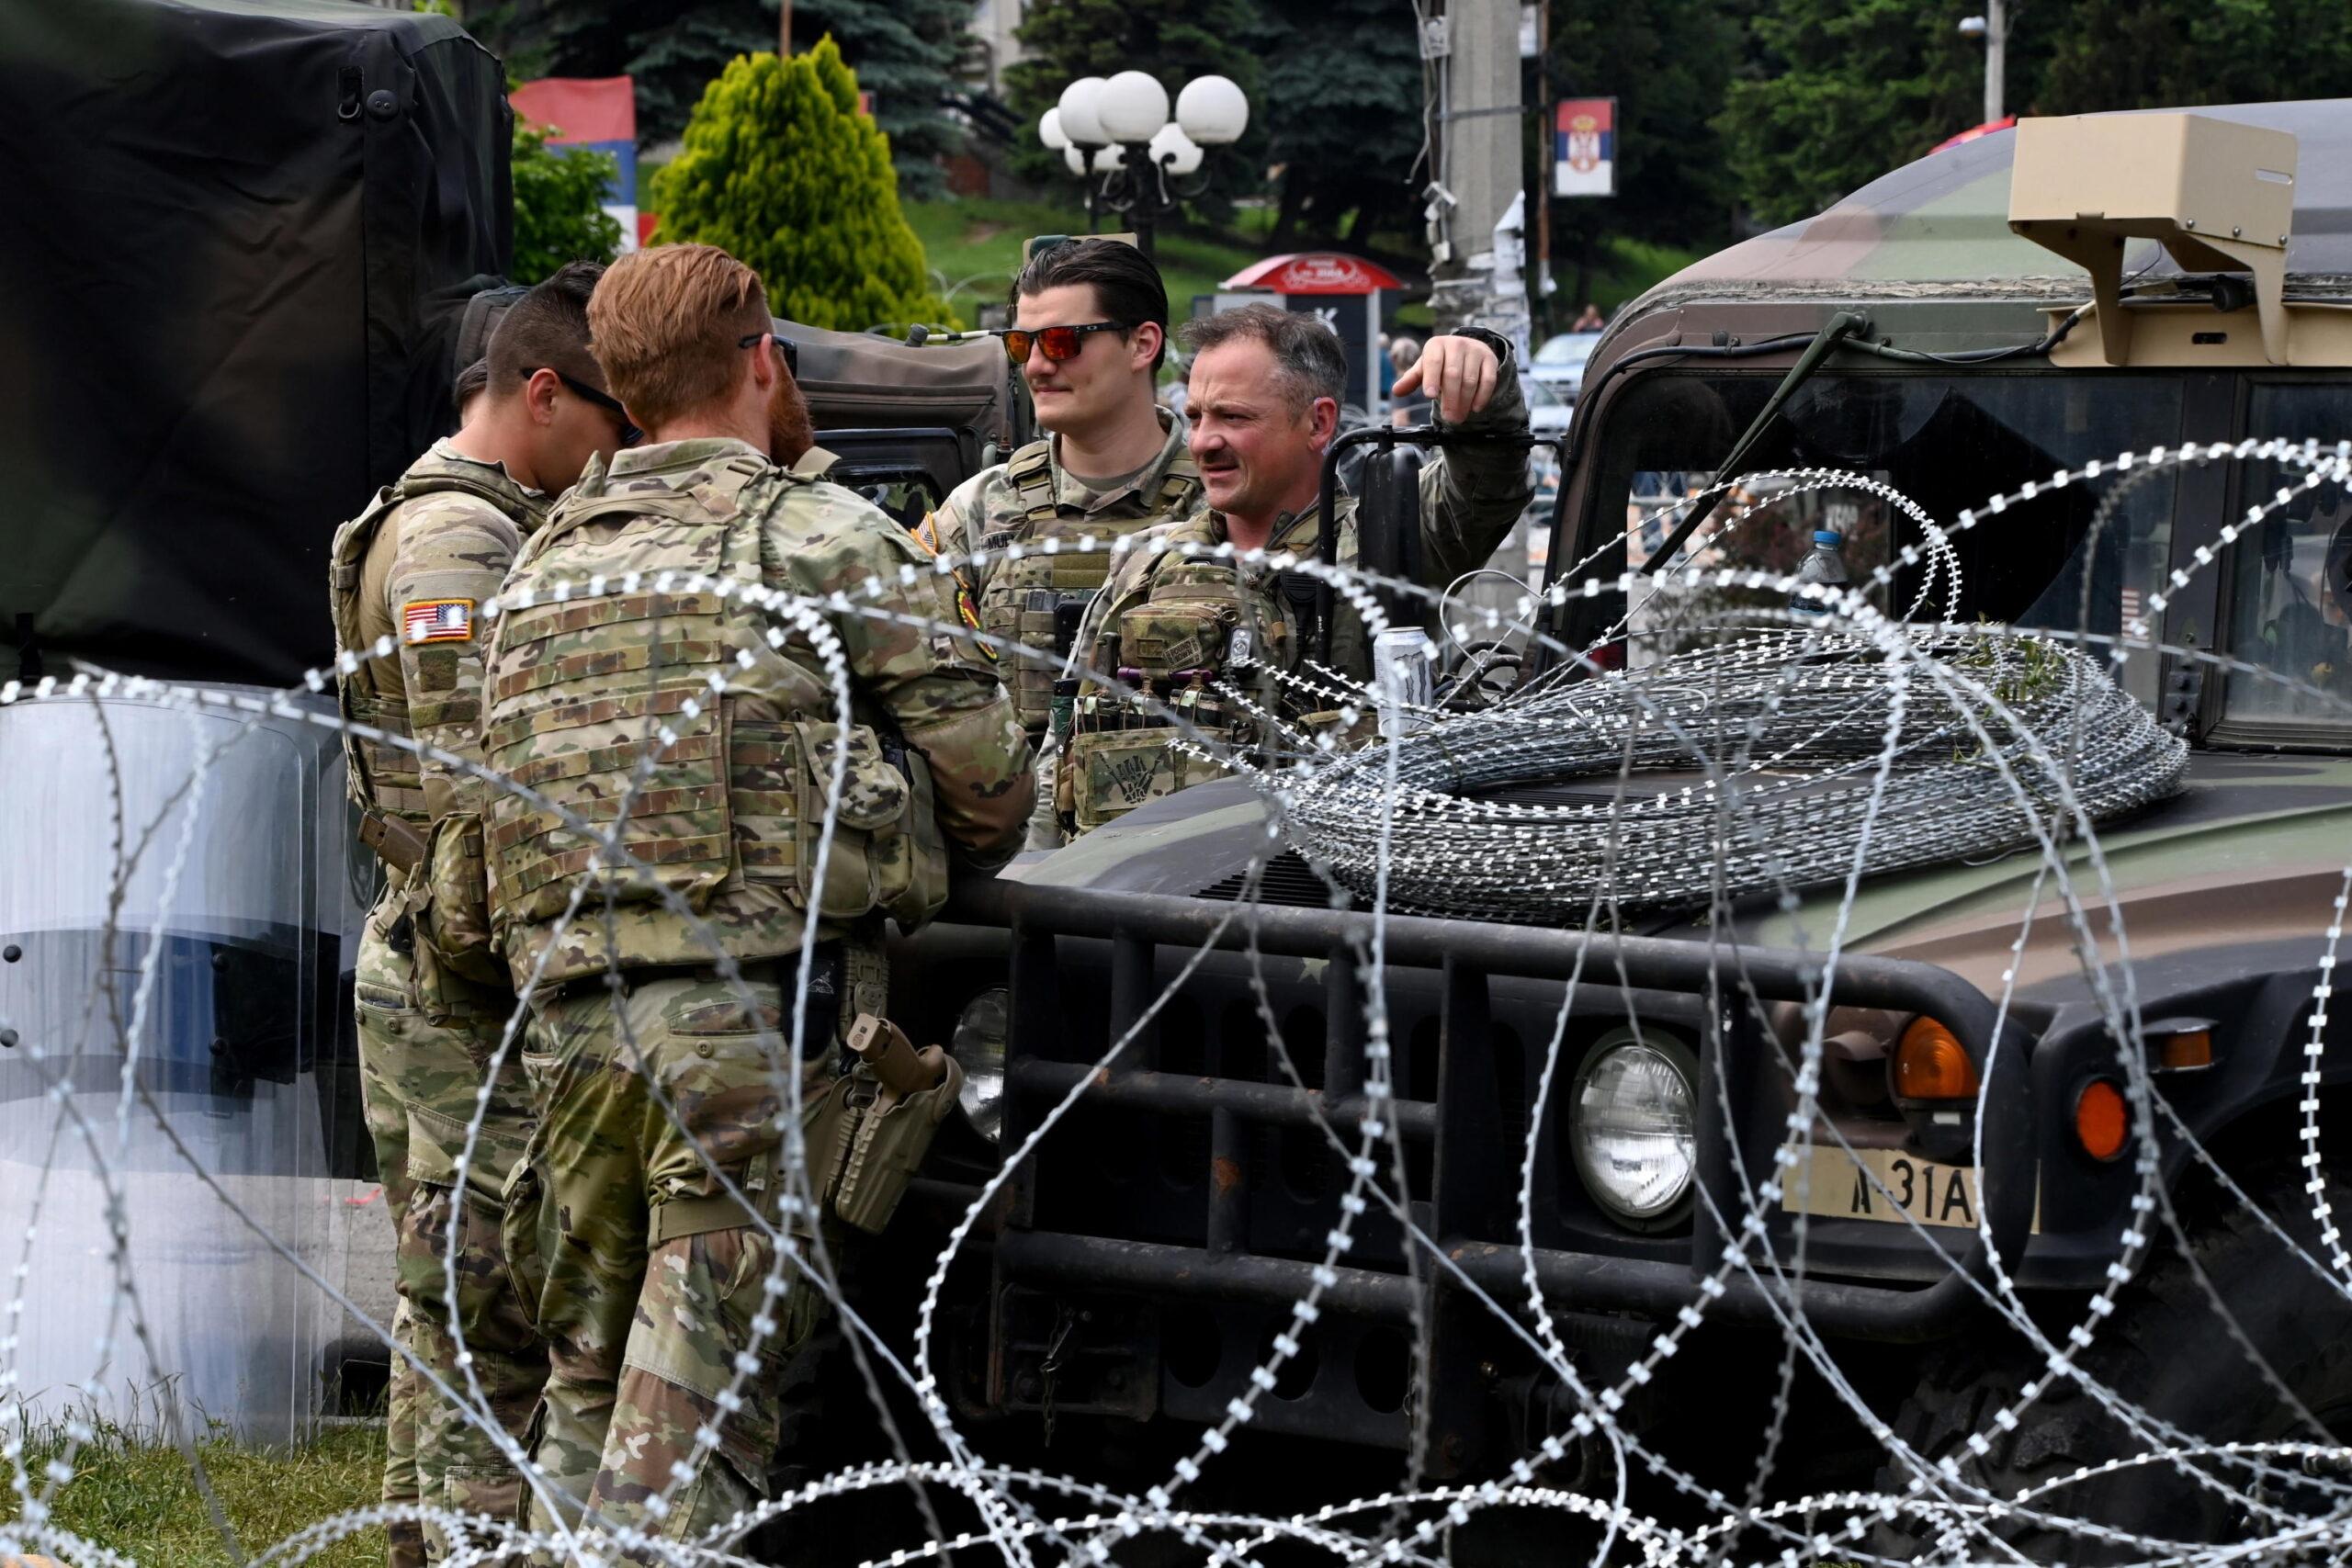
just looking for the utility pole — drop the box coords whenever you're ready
[1984,0,2006,121]
[780,0,793,56]
[1425,0,1521,339]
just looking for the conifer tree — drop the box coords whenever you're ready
[650,41,954,332]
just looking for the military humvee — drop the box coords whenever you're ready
[888,103,2352,1551]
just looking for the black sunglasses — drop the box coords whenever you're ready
[1000,321,1134,366]
[737,331,802,378]
[525,367,640,446]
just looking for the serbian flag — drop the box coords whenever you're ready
[510,76,640,254]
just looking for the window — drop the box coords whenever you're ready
[1577,372,2181,707]
[2222,384,2352,732]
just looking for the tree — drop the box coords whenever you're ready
[2037,0,2352,115]
[790,0,971,198]
[1001,0,1265,213]
[1716,0,1980,230]
[1243,0,1423,246]
[1547,0,1742,294]
[466,0,967,196]
[650,41,953,331]
[510,123,623,284]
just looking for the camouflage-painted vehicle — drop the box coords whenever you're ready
[893,101,2352,1550]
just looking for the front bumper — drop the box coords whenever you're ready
[962,880,2040,1470]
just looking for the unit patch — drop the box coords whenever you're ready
[402,598,475,645]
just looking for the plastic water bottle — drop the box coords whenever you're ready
[1789,529,1850,618]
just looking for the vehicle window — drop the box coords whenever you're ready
[2223,384,2352,729]
[1577,372,2179,706]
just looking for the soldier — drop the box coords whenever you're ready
[479,243,1031,1557]
[922,240,1204,749]
[330,262,626,1568]
[1060,303,1532,833]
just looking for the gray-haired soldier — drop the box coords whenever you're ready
[1058,304,1532,833]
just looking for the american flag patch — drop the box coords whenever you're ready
[402,598,474,645]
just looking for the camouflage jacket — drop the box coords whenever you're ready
[1060,335,1532,831]
[329,440,549,831]
[483,437,1033,987]
[328,440,549,981]
[922,412,1203,735]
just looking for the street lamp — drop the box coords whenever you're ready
[1957,2,2007,123]
[1036,72,1250,259]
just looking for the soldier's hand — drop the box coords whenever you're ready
[1392,334,1499,423]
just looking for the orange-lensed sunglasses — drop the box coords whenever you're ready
[999,321,1133,365]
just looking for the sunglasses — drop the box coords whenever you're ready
[1000,321,1133,366]
[526,367,641,446]
[737,330,802,378]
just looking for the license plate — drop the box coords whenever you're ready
[1779,1142,2031,1232]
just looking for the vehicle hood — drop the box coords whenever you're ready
[1015,752,2352,994]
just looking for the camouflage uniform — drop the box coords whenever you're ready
[923,412,1203,737]
[1062,330,1532,832]
[330,441,553,1564]
[481,438,1031,1557]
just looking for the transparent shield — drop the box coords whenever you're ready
[0,690,370,1442]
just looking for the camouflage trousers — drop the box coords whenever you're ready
[507,954,872,1563]
[356,900,548,1562]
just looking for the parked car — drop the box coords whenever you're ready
[1523,373,1574,434]
[1527,327,1603,397]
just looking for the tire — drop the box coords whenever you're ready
[1879,1161,2352,1562]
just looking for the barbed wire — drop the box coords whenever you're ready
[2,441,2351,1565]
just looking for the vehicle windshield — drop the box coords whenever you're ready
[1575,371,2181,710]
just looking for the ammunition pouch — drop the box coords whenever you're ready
[413,812,503,986]
[750,718,948,931]
[358,807,429,876]
[1065,725,1229,833]
[1121,597,1238,676]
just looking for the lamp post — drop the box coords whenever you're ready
[1958,2,2007,124]
[1036,72,1250,261]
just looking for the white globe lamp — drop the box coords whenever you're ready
[1175,74,1249,146]
[1039,107,1069,152]
[1097,70,1171,144]
[1057,77,1110,145]
[1063,145,1088,175]
[1149,123,1204,175]
[1091,144,1125,173]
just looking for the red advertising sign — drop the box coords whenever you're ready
[1221,252,1405,296]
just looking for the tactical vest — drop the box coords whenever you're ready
[327,455,534,829]
[481,452,945,982]
[1063,548,1311,832]
[975,437,1202,734]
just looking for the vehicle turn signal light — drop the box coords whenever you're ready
[1894,1017,1981,1100]
[2075,1077,2129,1160]
[2157,1029,2213,1071]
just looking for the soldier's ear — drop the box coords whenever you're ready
[522,367,562,426]
[1307,395,1340,446]
[1128,321,1163,372]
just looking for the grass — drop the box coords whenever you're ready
[0,1416,387,1567]
[902,196,1267,331]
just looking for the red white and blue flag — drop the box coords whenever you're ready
[1555,97,1616,198]
[511,76,640,253]
[402,599,474,646]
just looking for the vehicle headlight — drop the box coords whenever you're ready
[950,986,1010,1143]
[1569,1031,1697,1228]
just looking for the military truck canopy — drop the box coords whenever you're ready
[1662,98,2352,296]
[0,0,511,687]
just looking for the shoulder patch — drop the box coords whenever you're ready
[402,598,475,645]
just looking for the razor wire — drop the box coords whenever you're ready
[0,439,2349,1566]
